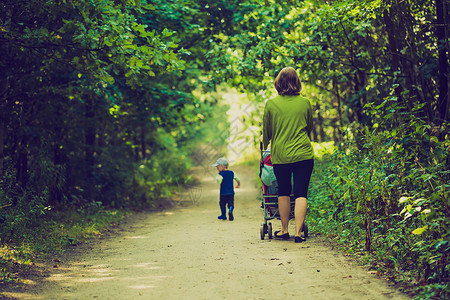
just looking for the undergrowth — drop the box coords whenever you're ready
[308,122,449,300]
[0,206,126,285]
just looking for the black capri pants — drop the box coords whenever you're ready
[273,159,314,198]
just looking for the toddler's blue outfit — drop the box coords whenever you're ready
[216,170,239,221]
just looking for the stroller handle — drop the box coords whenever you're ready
[259,141,263,177]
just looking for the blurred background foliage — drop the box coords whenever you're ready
[0,0,448,298]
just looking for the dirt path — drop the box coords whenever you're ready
[4,165,410,300]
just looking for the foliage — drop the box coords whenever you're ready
[0,0,448,298]
[206,0,447,134]
[309,101,449,298]
[0,0,213,230]
[132,128,194,208]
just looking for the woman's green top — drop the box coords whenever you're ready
[263,94,314,164]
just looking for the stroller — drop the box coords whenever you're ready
[259,144,308,240]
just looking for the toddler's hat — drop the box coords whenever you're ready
[212,157,228,167]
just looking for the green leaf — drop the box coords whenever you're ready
[398,196,410,204]
[430,136,438,143]
[162,28,173,37]
[411,226,428,235]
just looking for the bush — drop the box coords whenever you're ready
[308,102,449,299]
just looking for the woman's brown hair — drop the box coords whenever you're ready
[274,67,302,96]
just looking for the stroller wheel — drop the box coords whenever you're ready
[268,223,273,239]
[260,224,266,240]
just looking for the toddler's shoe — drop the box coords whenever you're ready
[218,215,227,220]
[228,207,234,221]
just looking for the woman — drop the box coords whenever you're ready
[262,67,314,243]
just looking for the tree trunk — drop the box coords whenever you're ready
[0,4,13,177]
[353,74,364,124]
[314,103,324,143]
[134,134,140,161]
[364,217,372,252]
[382,4,410,110]
[50,146,64,208]
[333,78,343,140]
[0,109,4,177]
[85,97,96,201]
[332,125,339,144]
[436,0,449,123]
[17,137,29,186]
[311,118,318,143]
[400,3,429,118]
[141,126,146,159]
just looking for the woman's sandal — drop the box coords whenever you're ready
[294,236,306,243]
[274,231,290,240]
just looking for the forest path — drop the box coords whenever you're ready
[7,164,409,300]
